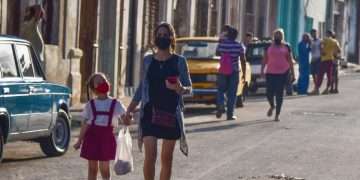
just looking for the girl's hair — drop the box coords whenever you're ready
[86,73,109,100]
[154,22,176,52]
[273,28,285,42]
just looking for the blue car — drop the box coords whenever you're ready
[0,36,71,162]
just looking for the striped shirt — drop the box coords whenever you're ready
[216,39,246,72]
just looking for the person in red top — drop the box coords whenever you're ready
[261,29,295,121]
[74,73,131,180]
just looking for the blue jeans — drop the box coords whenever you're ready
[216,72,239,117]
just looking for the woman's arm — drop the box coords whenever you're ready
[261,48,268,76]
[178,56,192,95]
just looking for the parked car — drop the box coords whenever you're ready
[0,35,72,162]
[246,40,271,93]
[176,37,252,107]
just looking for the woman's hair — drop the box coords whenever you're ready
[86,73,109,99]
[273,28,285,41]
[154,22,176,52]
[302,33,311,40]
[24,6,36,21]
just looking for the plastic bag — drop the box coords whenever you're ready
[114,127,134,175]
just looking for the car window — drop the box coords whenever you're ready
[0,44,19,78]
[29,47,43,78]
[16,45,41,78]
[176,41,218,59]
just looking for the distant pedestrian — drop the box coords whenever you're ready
[73,73,130,180]
[244,32,254,47]
[330,33,341,94]
[216,26,247,120]
[310,29,322,90]
[296,33,312,94]
[125,22,192,180]
[20,5,45,62]
[261,28,295,121]
[310,30,341,95]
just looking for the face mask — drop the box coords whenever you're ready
[95,82,110,94]
[274,39,282,45]
[155,37,171,50]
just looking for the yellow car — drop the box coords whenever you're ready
[176,37,252,107]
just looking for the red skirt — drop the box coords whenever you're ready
[80,125,116,161]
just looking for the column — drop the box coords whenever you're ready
[98,0,121,97]
[189,0,197,36]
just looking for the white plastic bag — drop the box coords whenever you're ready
[114,127,134,175]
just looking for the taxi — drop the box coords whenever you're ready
[176,37,251,107]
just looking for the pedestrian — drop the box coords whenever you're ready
[244,32,254,47]
[261,28,295,121]
[215,26,247,120]
[330,33,341,94]
[20,5,45,62]
[73,73,130,180]
[125,22,192,180]
[310,30,341,95]
[296,33,312,95]
[310,29,322,90]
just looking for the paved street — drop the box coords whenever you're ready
[0,70,359,180]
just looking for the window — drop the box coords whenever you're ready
[176,41,218,59]
[16,45,41,78]
[0,44,19,78]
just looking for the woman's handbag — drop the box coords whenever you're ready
[152,108,177,128]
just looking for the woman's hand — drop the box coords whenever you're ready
[165,78,182,92]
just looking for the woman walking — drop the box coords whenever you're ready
[125,22,192,180]
[261,29,295,121]
[297,33,312,94]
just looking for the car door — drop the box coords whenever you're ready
[0,43,31,133]
[14,44,52,131]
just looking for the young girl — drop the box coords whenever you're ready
[74,73,131,180]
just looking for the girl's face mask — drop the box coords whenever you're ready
[95,82,110,94]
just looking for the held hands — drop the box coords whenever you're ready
[122,112,133,126]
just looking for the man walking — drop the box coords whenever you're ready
[310,30,341,95]
[310,29,321,89]
[216,27,247,120]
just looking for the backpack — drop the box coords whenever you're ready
[218,53,233,75]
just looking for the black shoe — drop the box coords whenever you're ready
[216,108,225,119]
[227,115,237,120]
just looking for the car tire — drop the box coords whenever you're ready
[39,110,71,157]
[0,127,3,163]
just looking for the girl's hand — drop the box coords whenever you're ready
[73,140,81,150]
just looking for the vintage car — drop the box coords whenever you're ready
[176,37,252,107]
[246,40,272,93]
[0,36,72,162]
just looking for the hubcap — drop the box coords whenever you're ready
[53,119,69,149]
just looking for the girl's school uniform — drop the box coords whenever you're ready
[80,98,126,161]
